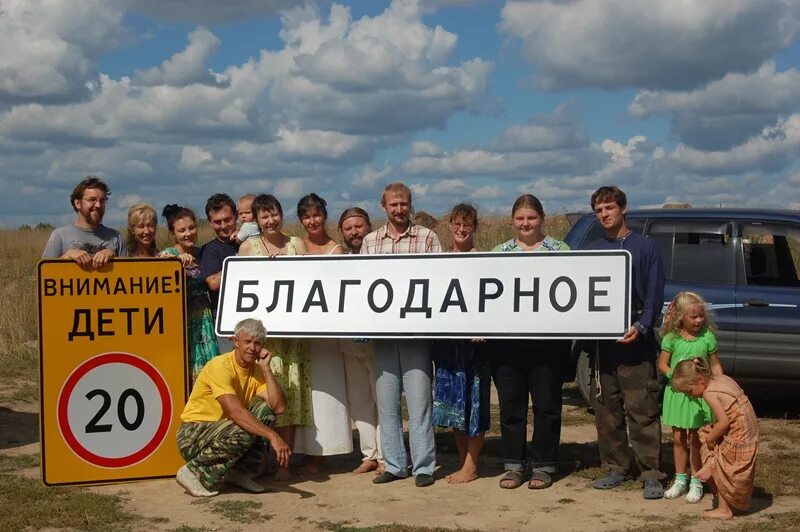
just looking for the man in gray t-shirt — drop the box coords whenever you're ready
[42,176,126,268]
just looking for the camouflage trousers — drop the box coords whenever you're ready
[177,397,276,490]
[591,355,665,481]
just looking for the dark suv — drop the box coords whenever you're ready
[565,208,800,402]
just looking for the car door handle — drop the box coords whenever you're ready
[744,299,769,307]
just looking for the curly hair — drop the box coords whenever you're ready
[661,291,716,336]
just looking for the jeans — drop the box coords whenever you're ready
[373,339,435,477]
[491,340,568,474]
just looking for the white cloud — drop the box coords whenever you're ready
[500,0,799,90]
[492,102,589,152]
[0,0,125,103]
[127,0,297,23]
[469,184,504,200]
[409,183,430,197]
[135,27,221,87]
[274,2,493,135]
[180,145,214,170]
[670,114,800,174]
[352,164,393,187]
[629,61,800,149]
[410,141,442,157]
[403,106,605,178]
[430,178,469,195]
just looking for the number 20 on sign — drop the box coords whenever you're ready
[38,259,188,486]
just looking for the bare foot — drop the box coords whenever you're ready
[300,456,322,476]
[447,468,478,484]
[702,507,733,520]
[375,463,386,475]
[353,460,379,474]
[274,466,291,481]
[702,508,733,520]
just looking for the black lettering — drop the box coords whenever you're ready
[236,281,260,312]
[302,280,329,312]
[84,389,113,433]
[265,281,295,312]
[478,278,503,312]
[439,279,467,313]
[514,278,540,312]
[97,308,114,336]
[550,276,577,312]
[144,307,164,334]
[589,276,611,312]
[118,389,145,431]
[367,279,393,313]
[338,280,362,312]
[68,309,95,341]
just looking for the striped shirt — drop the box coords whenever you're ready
[359,223,442,255]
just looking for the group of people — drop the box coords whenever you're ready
[44,177,758,521]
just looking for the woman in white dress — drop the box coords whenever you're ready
[295,193,353,474]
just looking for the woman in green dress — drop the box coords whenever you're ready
[238,194,311,480]
[160,204,220,384]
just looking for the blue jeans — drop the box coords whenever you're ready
[373,339,435,477]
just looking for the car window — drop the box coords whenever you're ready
[647,220,734,284]
[579,218,645,248]
[740,222,800,287]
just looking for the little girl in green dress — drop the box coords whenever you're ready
[658,291,724,503]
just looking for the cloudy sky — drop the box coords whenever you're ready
[2,0,800,227]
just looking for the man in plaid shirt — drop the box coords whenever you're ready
[361,182,442,487]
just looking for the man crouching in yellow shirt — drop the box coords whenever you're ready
[176,318,290,497]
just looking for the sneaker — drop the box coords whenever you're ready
[415,474,434,487]
[685,483,704,504]
[664,479,688,499]
[176,465,219,497]
[225,468,266,493]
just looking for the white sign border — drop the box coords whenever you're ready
[216,251,631,339]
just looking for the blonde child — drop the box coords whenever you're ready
[671,358,758,520]
[234,194,260,244]
[658,292,723,503]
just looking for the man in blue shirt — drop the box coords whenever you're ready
[586,186,666,499]
[200,193,239,353]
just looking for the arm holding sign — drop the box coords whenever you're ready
[618,236,664,344]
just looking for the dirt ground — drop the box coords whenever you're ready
[2,391,799,532]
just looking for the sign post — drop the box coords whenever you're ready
[38,258,187,486]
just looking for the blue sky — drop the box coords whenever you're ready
[1,0,799,227]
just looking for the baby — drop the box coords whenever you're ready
[234,194,260,244]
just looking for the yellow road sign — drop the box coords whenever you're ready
[38,258,188,486]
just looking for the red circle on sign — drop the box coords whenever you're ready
[57,352,172,468]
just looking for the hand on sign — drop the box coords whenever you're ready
[63,249,93,268]
[470,338,486,344]
[177,253,195,267]
[616,325,639,344]
[92,248,115,269]
[269,433,291,467]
